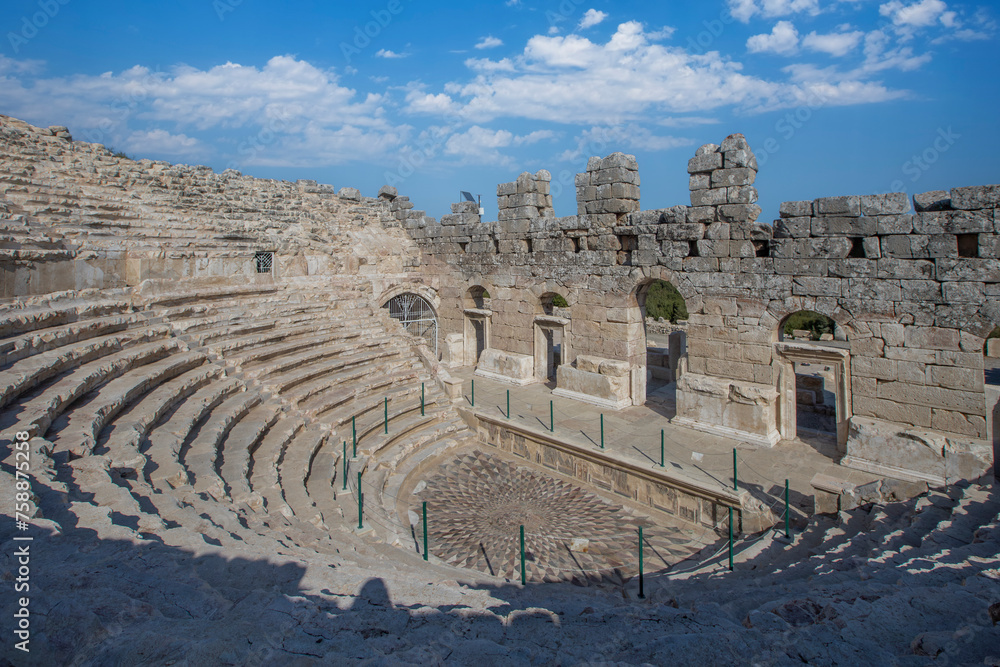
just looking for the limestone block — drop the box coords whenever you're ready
[686,206,716,223]
[696,239,729,257]
[592,167,640,186]
[949,184,1000,210]
[441,332,465,368]
[377,185,398,200]
[941,281,984,303]
[474,348,534,385]
[813,195,861,217]
[779,201,813,218]
[935,258,1000,282]
[860,193,910,215]
[689,174,710,191]
[723,149,758,170]
[773,216,810,238]
[442,376,463,401]
[904,325,960,350]
[690,187,727,207]
[658,223,706,241]
[810,216,876,237]
[843,416,991,484]
[876,214,915,235]
[987,339,1000,357]
[717,204,761,224]
[876,258,935,280]
[711,168,756,188]
[696,143,720,155]
[913,190,951,212]
[338,187,361,201]
[687,152,722,174]
[726,185,758,204]
[554,365,630,409]
[598,359,630,377]
[914,210,992,234]
[576,355,602,373]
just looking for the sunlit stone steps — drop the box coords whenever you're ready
[96,364,224,472]
[217,401,285,508]
[46,351,208,457]
[11,337,181,438]
[182,389,264,501]
[142,377,244,491]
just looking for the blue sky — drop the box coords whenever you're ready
[2,0,998,223]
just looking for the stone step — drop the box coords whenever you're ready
[0,311,143,370]
[96,364,224,471]
[0,323,173,410]
[218,401,284,509]
[183,390,263,500]
[142,377,244,491]
[242,337,399,384]
[219,322,391,366]
[290,359,422,414]
[48,351,208,457]
[277,424,331,528]
[246,414,307,517]
[66,455,166,535]
[11,336,182,438]
[0,296,134,340]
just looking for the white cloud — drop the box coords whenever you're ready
[0,55,408,166]
[442,125,555,165]
[879,0,949,28]
[405,21,911,125]
[579,9,608,29]
[124,129,201,156]
[728,0,819,23]
[475,36,503,49]
[375,49,408,59]
[802,29,864,56]
[747,21,800,55]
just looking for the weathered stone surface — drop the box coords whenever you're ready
[913,190,950,212]
[814,195,861,217]
[949,184,1000,210]
[860,193,910,216]
[687,152,722,173]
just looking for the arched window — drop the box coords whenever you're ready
[383,293,438,357]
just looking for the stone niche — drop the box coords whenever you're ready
[552,354,632,410]
[474,348,534,385]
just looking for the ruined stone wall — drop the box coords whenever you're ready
[394,134,999,483]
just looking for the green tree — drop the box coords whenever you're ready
[551,294,568,307]
[644,281,688,323]
[783,311,835,340]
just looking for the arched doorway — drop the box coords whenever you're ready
[773,310,851,453]
[383,293,438,358]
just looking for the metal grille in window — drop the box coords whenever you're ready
[383,293,438,357]
[255,251,273,274]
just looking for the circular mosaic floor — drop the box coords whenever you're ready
[414,450,707,584]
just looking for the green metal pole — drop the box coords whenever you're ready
[342,441,347,491]
[352,416,357,457]
[785,479,791,539]
[600,414,604,449]
[638,526,645,599]
[550,400,554,432]
[728,507,734,571]
[358,472,363,530]
[520,525,526,585]
[733,448,738,491]
[421,382,425,417]
[422,501,428,561]
[506,389,510,420]
[660,429,664,467]
[471,379,475,407]
[384,396,388,434]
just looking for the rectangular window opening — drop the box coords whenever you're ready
[848,238,866,258]
[957,234,979,258]
[753,240,770,258]
[255,251,274,274]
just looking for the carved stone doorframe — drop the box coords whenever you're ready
[773,341,852,453]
